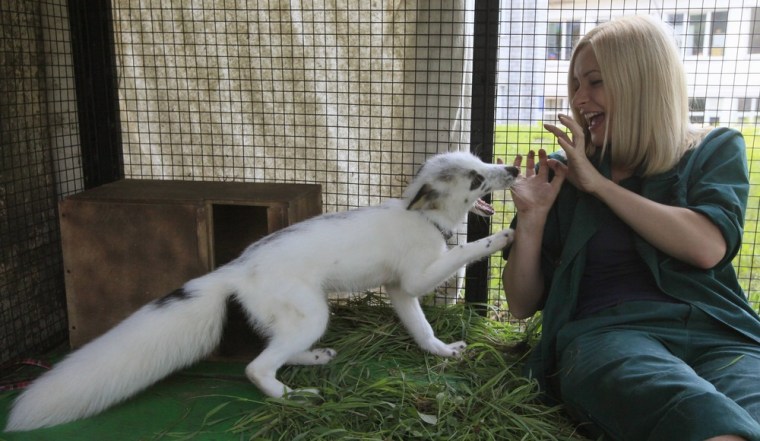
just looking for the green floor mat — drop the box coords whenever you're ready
[0,361,266,441]
[0,295,588,440]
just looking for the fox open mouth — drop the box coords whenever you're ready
[472,198,495,216]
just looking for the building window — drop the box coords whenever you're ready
[710,10,727,56]
[547,22,561,59]
[668,11,728,57]
[690,97,706,112]
[751,8,760,54]
[689,97,706,123]
[544,97,567,112]
[688,13,707,56]
[542,97,568,122]
[738,97,754,112]
[547,21,580,60]
[666,13,686,49]
[691,115,705,124]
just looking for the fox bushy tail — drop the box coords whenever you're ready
[5,273,230,432]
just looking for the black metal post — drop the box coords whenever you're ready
[68,0,123,188]
[465,0,500,307]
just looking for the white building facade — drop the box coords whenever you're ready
[496,0,760,127]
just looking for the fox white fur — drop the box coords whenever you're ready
[5,151,518,431]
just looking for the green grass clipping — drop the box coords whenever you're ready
[206,294,588,440]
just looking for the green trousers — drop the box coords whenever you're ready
[556,301,760,441]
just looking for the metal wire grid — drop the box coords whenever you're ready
[491,1,760,313]
[0,0,83,365]
[110,0,476,303]
[5,1,760,363]
[111,1,474,211]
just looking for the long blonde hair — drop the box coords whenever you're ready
[568,15,707,176]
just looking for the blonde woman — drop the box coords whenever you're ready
[503,15,760,440]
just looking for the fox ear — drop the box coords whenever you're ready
[407,184,440,211]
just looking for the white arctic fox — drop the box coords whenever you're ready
[6,151,518,431]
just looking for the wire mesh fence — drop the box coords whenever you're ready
[112,1,473,206]
[110,0,478,303]
[0,0,83,364]
[491,1,760,316]
[3,1,760,364]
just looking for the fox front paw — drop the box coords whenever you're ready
[444,340,467,357]
[490,228,515,250]
[286,348,337,366]
[503,228,515,246]
[425,339,467,357]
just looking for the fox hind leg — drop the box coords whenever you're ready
[241,290,331,397]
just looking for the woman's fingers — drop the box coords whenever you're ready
[557,114,587,157]
[543,123,570,146]
[508,151,534,178]
[546,158,568,189]
[501,147,555,182]
[545,114,588,159]
[535,148,549,171]
[524,150,536,177]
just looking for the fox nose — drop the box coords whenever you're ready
[504,166,519,177]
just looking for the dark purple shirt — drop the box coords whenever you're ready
[575,212,678,319]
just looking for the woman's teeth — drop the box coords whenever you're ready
[586,112,603,129]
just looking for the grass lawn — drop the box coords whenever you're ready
[490,124,760,311]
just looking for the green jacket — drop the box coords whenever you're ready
[511,127,760,397]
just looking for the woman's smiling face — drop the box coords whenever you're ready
[571,45,609,148]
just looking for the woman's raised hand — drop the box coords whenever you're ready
[543,114,605,194]
[506,149,566,220]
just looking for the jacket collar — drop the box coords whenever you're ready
[553,150,683,280]
[554,151,609,273]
